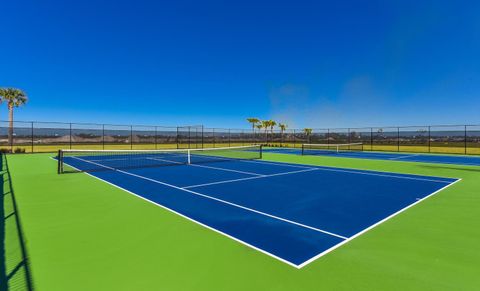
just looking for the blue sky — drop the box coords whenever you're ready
[1,0,479,129]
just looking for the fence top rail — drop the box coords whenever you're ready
[1,120,480,132]
[0,120,190,129]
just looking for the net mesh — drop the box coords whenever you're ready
[58,145,262,173]
[301,143,363,155]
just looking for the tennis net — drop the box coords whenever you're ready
[57,145,262,174]
[301,143,363,155]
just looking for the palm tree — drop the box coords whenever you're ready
[261,120,270,142]
[0,88,28,147]
[246,118,260,133]
[269,120,277,135]
[255,124,263,144]
[278,123,287,144]
[303,128,313,143]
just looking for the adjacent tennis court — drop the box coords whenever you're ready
[57,145,458,267]
[263,144,480,167]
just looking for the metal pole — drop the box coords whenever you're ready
[397,127,400,152]
[293,129,296,148]
[69,123,72,150]
[348,128,351,149]
[465,125,467,154]
[130,125,133,150]
[57,150,63,174]
[155,126,158,150]
[370,128,373,151]
[228,129,231,147]
[31,122,34,153]
[176,127,179,149]
[213,128,215,148]
[428,126,431,153]
[9,121,13,152]
[102,124,105,150]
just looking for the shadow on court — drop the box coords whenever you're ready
[0,154,34,291]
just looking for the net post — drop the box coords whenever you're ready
[259,144,263,159]
[301,144,304,155]
[57,150,63,174]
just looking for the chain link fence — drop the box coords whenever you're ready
[0,121,479,155]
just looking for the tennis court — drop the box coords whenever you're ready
[264,145,480,167]
[57,145,458,267]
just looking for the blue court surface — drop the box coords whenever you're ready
[63,155,458,268]
[264,147,480,167]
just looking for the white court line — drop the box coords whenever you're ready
[189,163,262,176]
[302,150,480,166]
[220,157,316,170]
[391,159,480,167]
[388,154,421,160]
[297,178,462,268]
[237,156,463,181]
[183,168,319,189]
[70,156,347,240]
[147,157,263,176]
[50,157,301,268]
[308,166,452,184]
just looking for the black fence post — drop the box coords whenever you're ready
[69,123,72,150]
[428,126,431,153]
[370,128,373,151]
[327,129,330,145]
[9,122,13,152]
[130,125,133,150]
[348,128,351,148]
[397,127,400,152]
[154,126,158,149]
[228,129,231,147]
[102,124,105,150]
[213,128,216,148]
[201,126,204,148]
[293,129,296,148]
[176,127,179,149]
[465,125,467,154]
[31,122,34,153]
[188,126,191,149]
